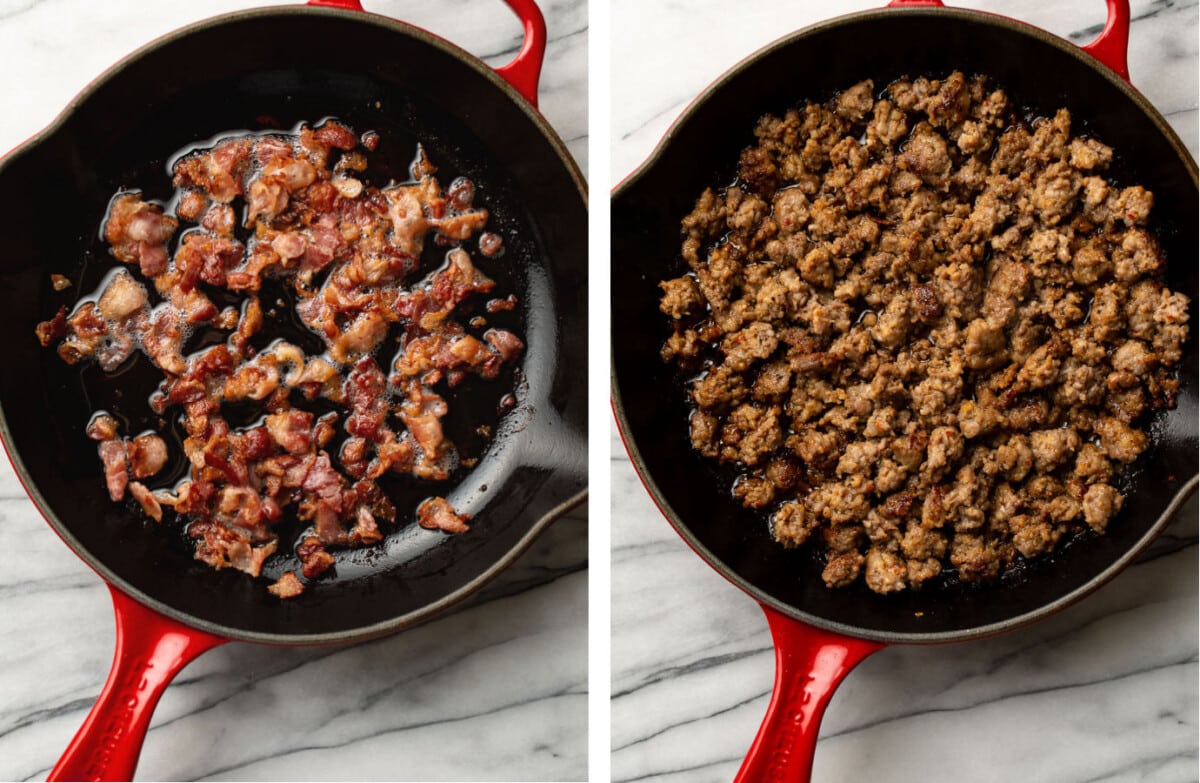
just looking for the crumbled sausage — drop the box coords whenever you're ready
[661,72,1189,594]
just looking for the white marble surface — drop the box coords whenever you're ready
[611,1,1199,782]
[0,1,587,781]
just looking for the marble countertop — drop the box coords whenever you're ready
[0,1,587,781]
[611,1,1198,782]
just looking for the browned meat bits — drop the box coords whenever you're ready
[36,120,522,598]
[660,73,1190,594]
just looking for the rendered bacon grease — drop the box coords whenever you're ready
[660,73,1190,594]
[36,120,523,598]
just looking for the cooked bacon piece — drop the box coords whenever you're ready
[330,311,388,363]
[35,305,68,347]
[271,231,307,261]
[265,410,314,455]
[350,505,382,546]
[268,571,305,599]
[417,496,470,534]
[96,330,138,372]
[201,203,236,236]
[172,138,252,202]
[486,294,517,313]
[189,519,277,576]
[296,535,336,578]
[300,224,343,273]
[410,144,436,178]
[254,135,294,165]
[345,357,390,441]
[247,178,289,225]
[57,303,108,364]
[128,433,168,479]
[230,296,263,356]
[98,440,129,501]
[143,306,187,375]
[479,232,503,257]
[400,385,451,479]
[86,414,120,442]
[332,176,363,199]
[314,121,358,151]
[484,329,524,362]
[103,193,178,276]
[128,481,163,522]
[384,186,430,256]
[376,431,416,477]
[177,190,207,221]
[176,232,244,289]
[431,248,495,309]
[97,271,149,321]
[265,157,317,193]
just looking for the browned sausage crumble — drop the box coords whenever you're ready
[36,120,522,598]
[660,73,1190,594]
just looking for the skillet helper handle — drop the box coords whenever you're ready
[47,585,226,782]
[886,0,1132,83]
[305,0,546,107]
[1080,0,1131,83]
[733,606,883,783]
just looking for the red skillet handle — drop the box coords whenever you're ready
[306,0,547,107]
[887,0,1132,82]
[733,606,884,783]
[1079,0,1131,82]
[47,584,226,782]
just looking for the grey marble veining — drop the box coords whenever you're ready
[611,1,1198,781]
[0,1,588,780]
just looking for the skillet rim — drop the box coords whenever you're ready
[610,5,1199,644]
[0,3,589,645]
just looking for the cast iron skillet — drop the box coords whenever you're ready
[612,0,1197,780]
[0,0,586,779]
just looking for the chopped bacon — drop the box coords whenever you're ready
[431,248,495,310]
[143,306,187,374]
[128,481,163,522]
[314,121,358,151]
[268,571,305,599]
[103,193,178,276]
[99,440,129,501]
[190,519,277,576]
[344,357,390,441]
[247,178,289,225]
[201,203,236,236]
[35,305,68,347]
[172,138,252,202]
[296,535,336,578]
[37,123,523,596]
[97,272,148,321]
[485,329,524,362]
[86,414,120,442]
[417,496,470,534]
[479,232,503,257]
[128,433,168,479]
[266,410,314,455]
[350,505,382,546]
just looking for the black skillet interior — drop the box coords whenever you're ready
[0,8,587,642]
[612,8,1198,642]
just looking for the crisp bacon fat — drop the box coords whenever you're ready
[36,121,520,598]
